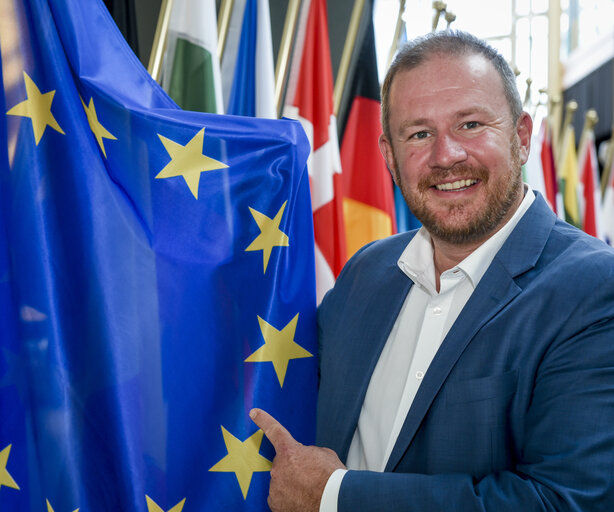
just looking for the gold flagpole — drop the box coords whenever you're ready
[333,0,366,116]
[275,0,302,117]
[147,0,175,82]
[217,0,235,62]
[386,0,407,70]
[549,93,562,164]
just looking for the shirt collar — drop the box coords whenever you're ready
[398,184,535,293]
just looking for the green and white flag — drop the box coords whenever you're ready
[161,0,224,113]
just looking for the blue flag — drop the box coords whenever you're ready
[0,0,317,510]
[394,183,422,233]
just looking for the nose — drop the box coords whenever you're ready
[428,133,468,169]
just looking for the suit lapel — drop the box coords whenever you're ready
[384,194,556,471]
[334,262,413,461]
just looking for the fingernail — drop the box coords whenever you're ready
[249,409,257,419]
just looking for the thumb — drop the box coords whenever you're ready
[250,408,297,451]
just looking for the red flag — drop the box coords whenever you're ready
[338,0,396,261]
[578,126,603,238]
[284,0,346,302]
[539,118,559,214]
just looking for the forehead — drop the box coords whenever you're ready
[389,53,509,113]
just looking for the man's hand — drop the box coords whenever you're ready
[250,408,345,512]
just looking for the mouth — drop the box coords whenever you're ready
[433,178,479,191]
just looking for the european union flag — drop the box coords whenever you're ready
[0,0,317,510]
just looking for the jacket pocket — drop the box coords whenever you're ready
[445,369,518,404]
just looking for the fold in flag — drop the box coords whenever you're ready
[283,0,346,303]
[0,1,317,511]
[337,0,396,260]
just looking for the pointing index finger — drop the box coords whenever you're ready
[250,408,296,451]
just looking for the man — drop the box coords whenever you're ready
[251,31,614,511]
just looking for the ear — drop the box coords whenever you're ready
[378,134,398,185]
[515,111,533,165]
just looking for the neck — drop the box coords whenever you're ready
[430,188,525,291]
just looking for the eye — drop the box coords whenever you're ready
[409,130,430,140]
[462,121,480,129]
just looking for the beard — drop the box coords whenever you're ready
[395,137,523,245]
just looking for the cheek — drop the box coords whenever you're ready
[396,149,427,184]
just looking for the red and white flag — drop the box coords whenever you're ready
[578,126,603,239]
[539,118,561,216]
[283,0,346,303]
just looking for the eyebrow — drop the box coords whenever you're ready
[397,107,494,134]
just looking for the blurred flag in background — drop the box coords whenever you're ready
[221,0,276,118]
[161,0,224,113]
[283,0,346,303]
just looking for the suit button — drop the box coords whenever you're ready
[432,306,442,315]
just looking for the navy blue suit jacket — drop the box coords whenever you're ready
[317,194,614,511]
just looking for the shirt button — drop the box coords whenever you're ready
[416,371,424,380]
[432,306,442,315]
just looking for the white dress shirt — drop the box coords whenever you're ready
[319,186,535,511]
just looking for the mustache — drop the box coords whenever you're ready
[418,164,489,191]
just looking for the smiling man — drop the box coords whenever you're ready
[251,31,614,511]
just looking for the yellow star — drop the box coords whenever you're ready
[156,128,228,199]
[245,314,313,387]
[209,427,272,499]
[245,201,290,273]
[145,495,186,512]
[80,95,117,158]
[6,71,65,145]
[46,499,79,512]
[0,444,19,491]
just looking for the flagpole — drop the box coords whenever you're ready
[275,0,301,117]
[386,0,406,70]
[147,0,175,81]
[334,0,366,116]
[217,0,235,61]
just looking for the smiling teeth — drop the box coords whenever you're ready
[435,179,478,191]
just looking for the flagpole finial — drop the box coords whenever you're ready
[432,1,447,32]
[585,109,599,130]
[523,77,533,108]
[444,11,456,29]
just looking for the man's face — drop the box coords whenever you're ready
[379,53,532,246]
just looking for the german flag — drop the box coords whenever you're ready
[337,0,396,261]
